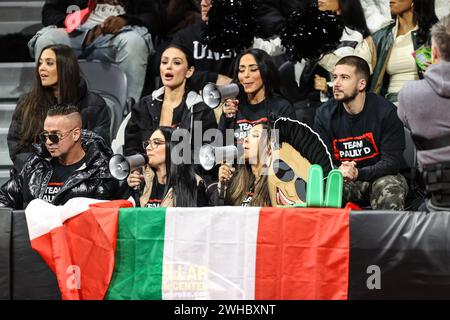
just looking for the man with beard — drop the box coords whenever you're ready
[314,56,408,210]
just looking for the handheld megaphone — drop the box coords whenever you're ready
[199,144,238,170]
[202,82,240,109]
[109,153,148,180]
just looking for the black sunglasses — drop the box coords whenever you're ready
[39,128,76,144]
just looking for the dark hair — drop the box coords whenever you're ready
[413,0,439,45]
[431,14,450,62]
[160,43,195,92]
[336,55,371,83]
[17,44,81,148]
[232,48,281,100]
[158,126,199,207]
[162,43,195,68]
[47,103,80,117]
[339,0,371,38]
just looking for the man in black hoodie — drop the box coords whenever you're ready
[314,56,408,210]
[0,104,130,210]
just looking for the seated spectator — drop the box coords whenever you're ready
[210,123,272,206]
[255,0,309,40]
[315,0,375,74]
[370,0,438,105]
[124,44,217,157]
[254,0,378,67]
[283,0,376,125]
[8,44,110,170]
[168,0,235,88]
[219,48,295,144]
[127,126,208,207]
[314,56,408,210]
[0,104,130,210]
[28,0,157,102]
[156,0,201,43]
[398,14,450,211]
[255,0,389,39]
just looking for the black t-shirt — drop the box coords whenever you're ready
[42,157,85,203]
[331,107,381,164]
[241,189,254,207]
[171,22,237,77]
[145,179,166,208]
[221,94,295,143]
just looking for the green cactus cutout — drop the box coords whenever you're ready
[281,164,343,208]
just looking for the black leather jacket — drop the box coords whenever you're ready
[124,88,218,156]
[0,130,131,210]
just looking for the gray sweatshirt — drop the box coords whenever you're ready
[398,61,450,168]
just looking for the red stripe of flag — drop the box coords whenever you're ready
[255,207,350,299]
[31,200,133,299]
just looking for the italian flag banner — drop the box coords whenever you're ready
[25,198,134,300]
[105,206,350,300]
[26,201,350,300]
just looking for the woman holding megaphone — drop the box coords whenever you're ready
[127,126,209,207]
[210,123,273,207]
[219,48,295,143]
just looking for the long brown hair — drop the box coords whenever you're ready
[17,44,80,148]
[228,123,272,207]
[229,166,271,207]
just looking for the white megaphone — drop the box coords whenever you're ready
[109,153,148,180]
[199,144,238,170]
[202,82,240,109]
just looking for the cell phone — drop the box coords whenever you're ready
[412,45,432,71]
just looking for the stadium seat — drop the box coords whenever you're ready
[79,60,131,140]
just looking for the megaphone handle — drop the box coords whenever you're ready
[219,179,228,205]
[132,185,141,207]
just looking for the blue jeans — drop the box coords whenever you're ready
[28,25,154,101]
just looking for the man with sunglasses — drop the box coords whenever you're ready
[0,104,130,210]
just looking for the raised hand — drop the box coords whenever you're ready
[223,99,239,118]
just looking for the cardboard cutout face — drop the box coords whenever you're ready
[269,143,312,205]
[268,118,333,206]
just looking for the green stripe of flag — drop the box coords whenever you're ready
[106,207,166,300]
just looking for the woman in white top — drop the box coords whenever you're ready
[369,0,438,104]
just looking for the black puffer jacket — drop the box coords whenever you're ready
[256,0,310,38]
[0,130,131,210]
[8,79,110,166]
[41,0,160,36]
[124,87,218,156]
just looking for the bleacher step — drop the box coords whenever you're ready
[0,62,35,100]
[0,1,43,35]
